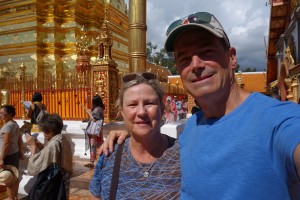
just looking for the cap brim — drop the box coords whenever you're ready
[164,23,223,52]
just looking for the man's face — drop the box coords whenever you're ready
[173,28,235,100]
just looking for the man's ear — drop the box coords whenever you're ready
[229,47,237,69]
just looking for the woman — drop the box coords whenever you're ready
[89,72,181,199]
[27,92,46,125]
[84,95,105,165]
[0,105,23,200]
[25,113,73,199]
[164,96,174,124]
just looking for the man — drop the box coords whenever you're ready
[164,11,300,199]
[101,12,300,199]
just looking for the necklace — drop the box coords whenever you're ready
[143,136,167,178]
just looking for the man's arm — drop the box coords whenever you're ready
[89,194,101,200]
[98,130,129,156]
[293,143,300,179]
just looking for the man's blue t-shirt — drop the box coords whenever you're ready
[180,92,300,199]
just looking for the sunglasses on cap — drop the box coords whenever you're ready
[165,12,230,52]
[122,72,157,83]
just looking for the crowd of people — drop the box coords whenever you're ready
[1,9,300,200]
[164,95,188,124]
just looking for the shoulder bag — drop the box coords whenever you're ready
[28,143,66,200]
[109,143,124,200]
[85,119,103,136]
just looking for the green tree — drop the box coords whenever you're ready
[146,42,157,63]
[146,42,177,75]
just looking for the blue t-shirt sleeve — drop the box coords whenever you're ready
[89,155,105,198]
[265,101,300,177]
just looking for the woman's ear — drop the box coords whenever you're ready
[229,47,237,69]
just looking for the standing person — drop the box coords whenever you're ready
[89,72,180,199]
[171,96,178,121]
[101,12,300,199]
[27,92,46,125]
[25,113,73,199]
[164,96,174,124]
[84,95,105,165]
[191,99,201,115]
[179,97,188,119]
[0,105,24,200]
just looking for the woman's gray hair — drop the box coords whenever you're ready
[115,73,165,117]
[38,113,63,135]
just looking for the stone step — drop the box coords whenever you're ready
[70,157,95,190]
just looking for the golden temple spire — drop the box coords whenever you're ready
[98,7,114,64]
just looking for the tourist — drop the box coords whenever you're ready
[0,105,24,200]
[101,12,300,199]
[164,96,175,124]
[84,95,105,165]
[89,72,181,199]
[178,97,188,119]
[191,99,201,115]
[25,113,73,199]
[26,92,46,125]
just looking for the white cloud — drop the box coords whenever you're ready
[125,0,270,71]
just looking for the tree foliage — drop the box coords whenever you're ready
[146,42,178,75]
[235,64,257,72]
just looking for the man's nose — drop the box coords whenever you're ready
[190,55,205,72]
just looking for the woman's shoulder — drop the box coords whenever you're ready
[163,135,180,156]
[47,135,63,149]
[0,121,18,132]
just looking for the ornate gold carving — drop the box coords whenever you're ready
[75,54,92,73]
[0,90,9,106]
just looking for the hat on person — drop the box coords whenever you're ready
[0,165,19,186]
[164,12,230,52]
[166,96,172,102]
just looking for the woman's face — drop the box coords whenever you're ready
[121,83,163,137]
[0,108,11,121]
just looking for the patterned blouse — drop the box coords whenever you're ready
[90,135,181,200]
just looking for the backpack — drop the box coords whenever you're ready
[31,104,47,124]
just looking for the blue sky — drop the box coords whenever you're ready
[125,0,270,71]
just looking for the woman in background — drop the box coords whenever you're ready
[0,105,24,200]
[85,95,105,165]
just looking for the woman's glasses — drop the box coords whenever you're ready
[122,72,157,83]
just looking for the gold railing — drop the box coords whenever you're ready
[2,71,91,120]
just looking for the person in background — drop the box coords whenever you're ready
[27,92,46,125]
[89,72,181,199]
[25,113,73,199]
[164,96,174,124]
[179,97,188,119]
[191,99,201,115]
[171,96,178,121]
[84,95,105,165]
[0,105,24,200]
